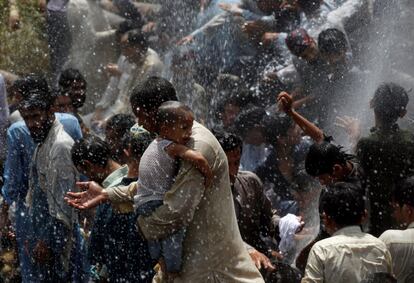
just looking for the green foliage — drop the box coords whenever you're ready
[0,1,49,75]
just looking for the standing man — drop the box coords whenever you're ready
[19,84,84,282]
[66,76,264,282]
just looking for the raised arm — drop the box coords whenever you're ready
[277,92,324,143]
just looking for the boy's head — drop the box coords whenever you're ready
[105,114,136,164]
[214,129,243,184]
[72,136,113,183]
[318,28,348,65]
[305,141,353,186]
[297,0,323,14]
[286,28,319,61]
[157,101,194,145]
[122,126,154,161]
[120,30,148,62]
[235,106,267,145]
[370,82,408,126]
[321,182,366,234]
[261,112,301,146]
[17,75,55,143]
[130,77,178,132]
[391,176,414,227]
[58,68,87,109]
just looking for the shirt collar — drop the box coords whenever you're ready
[102,165,129,188]
[333,225,362,236]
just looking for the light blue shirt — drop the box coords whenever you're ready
[1,113,82,205]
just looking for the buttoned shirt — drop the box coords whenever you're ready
[302,226,392,283]
[105,121,264,283]
[380,222,414,283]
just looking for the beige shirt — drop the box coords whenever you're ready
[106,122,263,283]
[302,226,392,283]
[380,222,414,283]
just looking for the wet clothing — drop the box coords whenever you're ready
[0,74,8,161]
[107,121,264,282]
[26,119,84,282]
[302,226,392,283]
[379,222,414,283]
[89,166,154,282]
[356,126,414,236]
[232,171,277,255]
[1,113,82,282]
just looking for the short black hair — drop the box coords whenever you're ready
[122,130,153,157]
[213,129,243,152]
[116,20,141,36]
[371,82,408,124]
[394,176,414,207]
[234,106,266,137]
[305,142,353,176]
[105,114,136,138]
[318,28,348,56]
[18,74,50,101]
[71,135,111,168]
[130,77,178,113]
[261,113,293,144]
[297,0,322,14]
[156,101,193,127]
[58,68,86,90]
[126,29,148,51]
[285,28,314,57]
[321,182,365,226]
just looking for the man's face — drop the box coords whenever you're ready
[20,107,53,143]
[222,103,240,128]
[53,95,74,114]
[244,127,265,146]
[226,147,241,184]
[160,112,194,145]
[120,34,146,63]
[67,81,86,109]
[299,41,318,62]
[76,162,107,184]
[317,173,334,186]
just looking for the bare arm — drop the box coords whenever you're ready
[277,92,324,144]
[166,143,213,187]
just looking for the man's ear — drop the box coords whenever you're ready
[123,148,130,158]
[332,164,342,176]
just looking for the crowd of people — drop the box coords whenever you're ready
[0,0,414,282]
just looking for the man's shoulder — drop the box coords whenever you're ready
[7,120,29,135]
[380,229,414,244]
[237,171,263,186]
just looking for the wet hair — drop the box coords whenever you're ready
[234,106,266,137]
[116,20,141,36]
[274,7,301,32]
[213,129,243,152]
[297,0,322,14]
[17,75,53,110]
[105,114,136,138]
[156,101,193,127]
[113,0,143,26]
[261,113,293,144]
[285,28,314,56]
[305,141,353,176]
[318,28,348,56]
[72,135,111,168]
[122,130,153,157]
[371,82,408,125]
[58,68,86,90]
[130,77,178,113]
[393,176,414,207]
[320,182,365,226]
[16,74,50,101]
[126,30,148,51]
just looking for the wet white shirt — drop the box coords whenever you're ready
[302,226,392,283]
[380,222,414,283]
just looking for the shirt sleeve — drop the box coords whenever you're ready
[301,244,325,283]
[137,140,215,241]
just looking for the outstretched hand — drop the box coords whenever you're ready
[65,181,109,210]
[335,115,361,143]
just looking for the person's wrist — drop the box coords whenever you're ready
[101,189,109,202]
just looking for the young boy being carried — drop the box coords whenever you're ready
[134,101,213,276]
